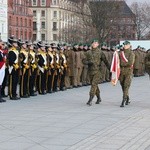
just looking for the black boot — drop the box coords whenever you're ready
[125,96,130,105]
[95,94,102,104]
[86,95,94,106]
[120,98,126,107]
[0,86,6,103]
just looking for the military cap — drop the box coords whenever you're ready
[8,36,18,44]
[27,41,33,46]
[123,40,130,45]
[50,43,57,48]
[73,43,78,47]
[37,41,45,48]
[91,39,99,43]
[101,42,107,47]
[79,43,83,46]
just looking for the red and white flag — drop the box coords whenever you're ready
[110,51,120,86]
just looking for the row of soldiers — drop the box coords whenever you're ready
[0,37,149,101]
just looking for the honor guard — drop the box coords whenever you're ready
[59,46,67,91]
[7,37,20,100]
[19,40,30,98]
[51,43,59,92]
[37,42,47,95]
[0,40,6,102]
[46,44,54,93]
[27,41,37,96]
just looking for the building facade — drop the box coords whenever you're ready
[8,0,33,41]
[0,0,8,42]
[30,0,90,43]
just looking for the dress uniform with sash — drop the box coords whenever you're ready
[0,40,6,102]
[37,42,47,94]
[51,43,59,92]
[27,42,37,96]
[59,46,67,91]
[46,45,54,93]
[7,38,20,100]
[19,41,30,98]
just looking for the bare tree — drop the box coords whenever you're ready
[131,2,150,40]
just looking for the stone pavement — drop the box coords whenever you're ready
[0,75,150,150]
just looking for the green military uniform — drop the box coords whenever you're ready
[83,40,110,106]
[119,41,135,107]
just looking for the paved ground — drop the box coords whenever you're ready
[0,75,150,150]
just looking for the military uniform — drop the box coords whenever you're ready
[0,41,6,102]
[83,40,110,106]
[37,43,47,94]
[59,48,67,91]
[28,43,37,96]
[119,41,135,107]
[19,44,30,98]
[7,38,20,100]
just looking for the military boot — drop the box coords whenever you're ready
[95,94,102,104]
[120,98,127,107]
[86,95,94,106]
[125,96,130,105]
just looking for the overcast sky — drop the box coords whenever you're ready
[126,0,150,5]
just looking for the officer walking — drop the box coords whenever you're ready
[83,39,110,106]
[119,41,135,107]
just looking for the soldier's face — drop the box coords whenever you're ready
[13,42,18,47]
[124,44,130,50]
[0,42,4,49]
[92,42,99,48]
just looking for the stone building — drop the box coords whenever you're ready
[8,0,33,41]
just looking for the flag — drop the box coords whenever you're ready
[110,51,120,86]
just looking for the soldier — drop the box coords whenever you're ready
[119,41,135,107]
[46,45,54,93]
[64,44,75,89]
[1,42,8,97]
[145,49,150,78]
[27,41,37,96]
[0,40,6,102]
[83,39,110,106]
[52,43,60,92]
[19,41,30,98]
[37,42,47,95]
[59,46,67,91]
[7,37,20,100]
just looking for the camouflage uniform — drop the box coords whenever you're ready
[119,48,135,107]
[83,47,110,105]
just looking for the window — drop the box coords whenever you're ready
[41,22,45,29]
[29,19,32,27]
[41,34,45,41]
[33,22,37,30]
[9,16,12,25]
[33,10,36,17]
[33,34,36,41]
[32,0,37,6]
[20,29,23,39]
[9,28,12,36]
[53,34,57,41]
[20,18,23,26]
[16,28,18,38]
[16,17,18,26]
[25,18,27,26]
[53,0,57,5]
[25,30,27,40]
[41,10,45,17]
[53,11,57,18]
[41,0,45,6]
[53,22,57,31]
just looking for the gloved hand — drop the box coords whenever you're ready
[44,65,48,70]
[13,64,19,69]
[31,64,37,69]
[24,64,29,69]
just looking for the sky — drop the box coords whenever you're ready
[126,0,150,5]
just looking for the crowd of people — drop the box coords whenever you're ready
[0,37,150,106]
